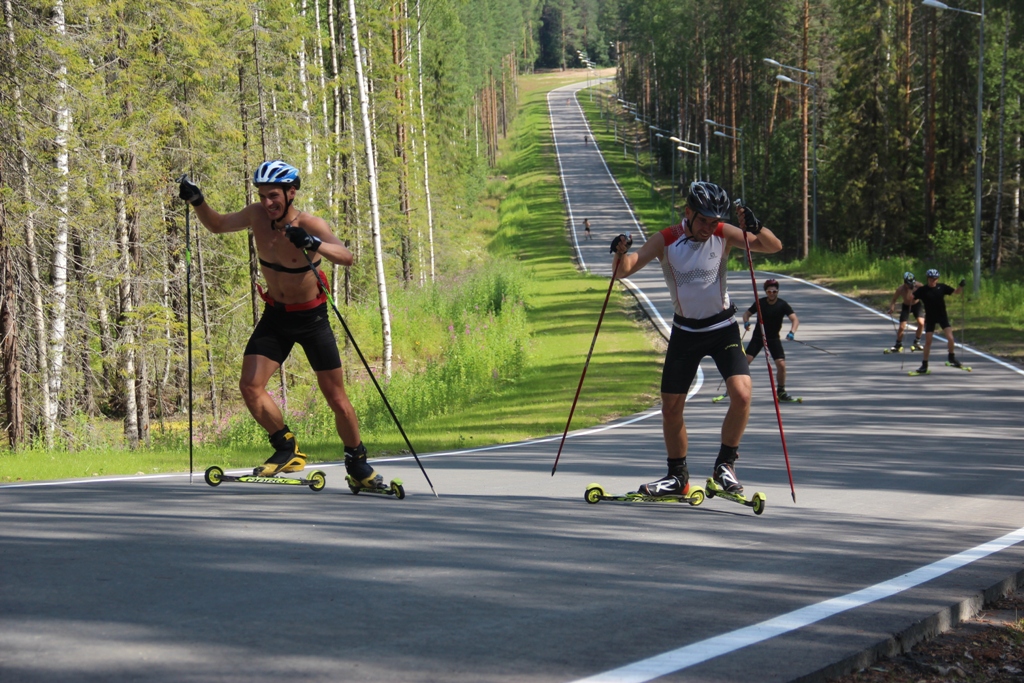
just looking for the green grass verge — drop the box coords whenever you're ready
[1,71,663,483]
[577,85,1024,368]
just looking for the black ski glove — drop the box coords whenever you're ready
[959,278,966,288]
[610,233,633,254]
[177,174,204,207]
[737,205,763,234]
[285,226,322,252]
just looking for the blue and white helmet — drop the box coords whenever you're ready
[903,271,915,285]
[926,268,940,279]
[253,160,301,189]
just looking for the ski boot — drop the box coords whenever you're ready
[947,354,963,369]
[911,339,924,351]
[344,443,386,491]
[637,459,690,496]
[712,461,744,493]
[909,362,930,376]
[256,426,307,476]
[884,342,903,354]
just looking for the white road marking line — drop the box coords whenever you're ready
[570,525,1024,683]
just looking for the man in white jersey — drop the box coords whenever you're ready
[611,181,782,495]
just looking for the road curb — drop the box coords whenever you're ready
[792,568,1024,683]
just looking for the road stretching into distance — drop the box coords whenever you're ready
[2,79,1022,683]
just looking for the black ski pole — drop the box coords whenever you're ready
[185,197,194,483]
[552,255,622,476]
[789,337,837,356]
[298,248,437,497]
[737,200,795,503]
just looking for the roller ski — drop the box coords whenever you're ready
[711,394,727,404]
[908,361,930,376]
[584,481,706,506]
[945,360,971,372]
[882,344,904,354]
[203,426,327,491]
[777,391,802,403]
[704,462,765,515]
[343,443,405,499]
[203,465,327,491]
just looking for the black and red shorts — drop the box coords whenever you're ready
[661,322,750,395]
[244,303,341,371]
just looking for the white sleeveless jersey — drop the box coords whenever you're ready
[658,220,732,330]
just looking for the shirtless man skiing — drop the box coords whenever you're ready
[610,181,782,496]
[886,272,924,353]
[177,160,387,489]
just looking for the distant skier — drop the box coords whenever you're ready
[610,181,782,497]
[583,218,592,240]
[584,134,589,146]
[742,279,799,401]
[910,269,965,375]
[887,272,924,352]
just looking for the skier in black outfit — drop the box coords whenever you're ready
[742,279,799,401]
[887,272,924,352]
[911,269,965,375]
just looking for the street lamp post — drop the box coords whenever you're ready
[704,119,745,200]
[776,73,819,250]
[675,143,701,220]
[765,58,819,256]
[923,0,984,295]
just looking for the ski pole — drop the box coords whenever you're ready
[788,337,836,356]
[184,197,194,483]
[738,201,795,503]
[551,254,623,476]
[297,248,437,497]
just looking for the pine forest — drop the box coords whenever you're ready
[0,0,1021,456]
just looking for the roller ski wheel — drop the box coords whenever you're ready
[945,361,972,372]
[583,483,705,507]
[908,368,930,376]
[882,346,904,354]
[711,394,727,404]
[704,478,766,515]
[203,465,327,491]
[778,394,803,403]
[345,475,405,500]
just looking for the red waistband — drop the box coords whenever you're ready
[257,270,329,312]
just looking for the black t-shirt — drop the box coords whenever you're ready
[913,283,955,321]
[746,297,794,339]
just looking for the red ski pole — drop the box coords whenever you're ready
[738,203,796,502]
[551,255,623,476]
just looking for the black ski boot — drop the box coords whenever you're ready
[638,458,689,496]
[344,443,384,490]
[889,341,903,353]
[948,353,963,369]
[911,361,930,376]
[256,426,306,476]
[911,338,924,351]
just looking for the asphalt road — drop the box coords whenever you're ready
[1,80,1023,683]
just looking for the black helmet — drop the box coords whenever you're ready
[686,181,730,220]
[764,278,780,291]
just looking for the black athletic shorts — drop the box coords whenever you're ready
[899,301,924,323]
[661,322,750,395]
[244,303,341,371]
[746,333,785,361]
[925,314,951,333]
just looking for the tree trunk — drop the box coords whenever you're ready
[47,0,73,442]
[115,155,139,448]
[5,0,49,443]
[989,15,1009,273]
[347,0,393,378]
[415,0,435,283]
[800,0,809,258]
[238,62,260,325]
[0,166,24,448]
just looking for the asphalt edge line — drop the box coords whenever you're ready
[791,567,1024,683]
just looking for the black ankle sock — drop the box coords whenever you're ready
[921,360,929,368]
[715,444,739,468]
[269,425,292,447]
[667,457,688,477]
[344,442,366,457]
[948,352,956,362]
